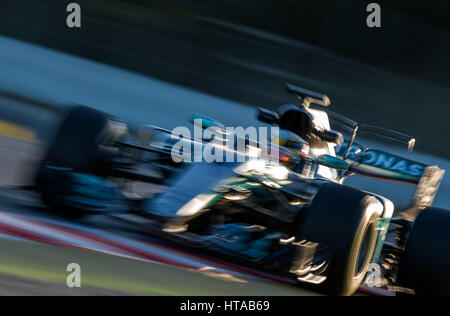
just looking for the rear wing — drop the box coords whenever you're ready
[315,106,416,155]
[334,145,445,210]
[285,83,416,155]
[283,82,444,209]
[340,148,433,185]
[322,109,443,209]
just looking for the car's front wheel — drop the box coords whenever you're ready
[34,106,127,215]
[297,183,382,295]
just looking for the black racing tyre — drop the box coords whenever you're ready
[298,183,381,296]
[34,106,126,215]
[399,207,450,295]
[41,106,110,173]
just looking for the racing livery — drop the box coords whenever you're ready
[31,83,449,295]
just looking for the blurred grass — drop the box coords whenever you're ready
[0,238,316,295]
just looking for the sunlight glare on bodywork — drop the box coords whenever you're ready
[235,159,289,180]
[176,194,217,217]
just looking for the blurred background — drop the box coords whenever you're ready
[2,0,450,155]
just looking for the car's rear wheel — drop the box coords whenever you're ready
[399,207,450,295]
[297,183,382,295]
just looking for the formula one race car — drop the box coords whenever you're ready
[33,83,449,295]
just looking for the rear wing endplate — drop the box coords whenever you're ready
[410,166,445,210]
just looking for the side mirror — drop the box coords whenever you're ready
[317,154,351,171]
[314,129,344,146]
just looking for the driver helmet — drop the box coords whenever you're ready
[271,130,310,159]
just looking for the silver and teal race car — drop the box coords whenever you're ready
[32,83,449,295]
